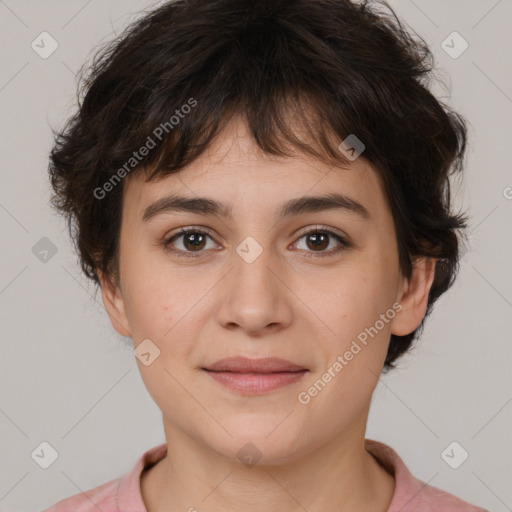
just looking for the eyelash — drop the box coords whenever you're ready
[163,225,351,259]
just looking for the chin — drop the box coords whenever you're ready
[205,419,306,466]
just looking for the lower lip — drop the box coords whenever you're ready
[203,370,308,395]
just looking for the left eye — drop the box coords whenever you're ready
[293,229,349,258]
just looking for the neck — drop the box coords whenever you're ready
[141,418,395,512]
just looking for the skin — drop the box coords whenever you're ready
[98,115,436,512]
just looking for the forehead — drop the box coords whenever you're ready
[122,116,388,222]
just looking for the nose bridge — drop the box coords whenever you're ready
[231,234,279,300]
[214,234,292,333]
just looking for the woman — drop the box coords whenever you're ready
[44,0,486,510]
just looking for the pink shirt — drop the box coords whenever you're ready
[43,439,487,511]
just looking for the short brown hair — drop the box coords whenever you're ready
[48,0,468,370]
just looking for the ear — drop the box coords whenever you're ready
[390,257,437,336]
[96,270,131,337]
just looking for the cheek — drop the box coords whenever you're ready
[303,260,399,393]
[124,284,170,339]
[122,266,204,373]
[299,275,395,421]
[120,244,179,338]
[121,275,181,355]
[319,266,397,335]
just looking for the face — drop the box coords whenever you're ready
[99,115,434,464]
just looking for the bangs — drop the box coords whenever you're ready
[140,92,355,184]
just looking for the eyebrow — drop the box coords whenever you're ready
[141,192,370,223]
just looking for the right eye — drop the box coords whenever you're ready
[163,227,219,257]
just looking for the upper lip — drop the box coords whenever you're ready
[203,357,308,373]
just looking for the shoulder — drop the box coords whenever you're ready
[42,477,120,512]
[365,439,488,512]
[41,443,168,512]
[405,482,489,511]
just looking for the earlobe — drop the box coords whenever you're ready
[390,257,437,337]
[96,269,131,338]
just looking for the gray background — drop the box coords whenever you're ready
[1,0,511,510]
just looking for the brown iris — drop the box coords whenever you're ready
[305,232,329,251]
[182,232,207,251]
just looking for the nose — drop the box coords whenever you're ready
[214,244,293,336]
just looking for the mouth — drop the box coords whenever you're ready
[201,357,309,395]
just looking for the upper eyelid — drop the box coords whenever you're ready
[294,224,347,239]
[170,226,218,242]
